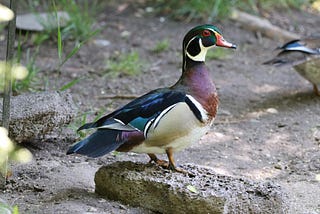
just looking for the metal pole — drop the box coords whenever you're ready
[1,0,17,189]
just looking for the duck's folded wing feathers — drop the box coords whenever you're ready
[78,89,187,132]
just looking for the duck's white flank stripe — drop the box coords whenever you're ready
[144,118,154,138]
[186,94,208,122]
[152,104,177,129]
[144,104,177,139]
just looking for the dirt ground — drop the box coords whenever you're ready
[1,2,320,214]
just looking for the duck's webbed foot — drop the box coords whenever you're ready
[148,153,169,168]
[313,84,320,96]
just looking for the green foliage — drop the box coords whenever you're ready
[25,0,100,43]
[257,0,310,10]
[206,48,231,60]
[57,0,100,42]
[152,39,170,53]
[12,47,41,93]
[11,0,101,93]
[0,199,19,214]
[155,0,312,21]
[186,185,198,194]
[53,0,100,69]
[155,0,235,21]
[0,127,32,183]
[69,108,105,138]
[72,112,88,138]
[59,78,81,91]
[106,51,145,76]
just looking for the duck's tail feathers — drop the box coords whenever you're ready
[67,129,123,158]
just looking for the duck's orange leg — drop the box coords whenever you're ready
[313,84,320,96]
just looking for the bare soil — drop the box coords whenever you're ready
[1,3,320,214]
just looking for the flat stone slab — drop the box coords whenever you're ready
[16,11,70,31]
[0,91,76,142]
[95,161,288,214]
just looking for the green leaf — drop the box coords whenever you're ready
[186,185,198,194]
[59,78,80,91]
[52,0,62,63]
[12,205,19,214]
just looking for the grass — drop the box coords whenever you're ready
[155,0,313,21]
[10,0,101,93]
[24,0,100,43]
[206,48,231,60]
[52,0,100,69]
[57,0,100,42]
[0,200,19,214]
[151,39,170,53]
[12,45,42,93]
[69,108,106,138]
[106,51,145,76]
[155,0,235,21]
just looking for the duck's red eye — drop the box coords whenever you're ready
[202,30,211,37]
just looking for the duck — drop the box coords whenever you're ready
[264,38,320,96]
[67,24,237,172]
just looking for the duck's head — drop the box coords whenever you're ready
[183,24,236,67]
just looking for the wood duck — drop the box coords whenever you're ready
[67,24,236,172]
[264,38,320,96]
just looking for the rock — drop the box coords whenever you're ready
[0,91,76,142]
[95,161,288,214]
[16,11,70,31]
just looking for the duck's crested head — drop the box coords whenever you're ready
[183,24,236,63]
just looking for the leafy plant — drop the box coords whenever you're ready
[69,107,106,138]
[154,0,235,21]
[53,0,99,69]
[0,127,32,181]
[206,48,231,60]
[106,51,145,76]
[57,0,100,42]
[12,46,41,93]
[154,0,313,21]
[152,39,170,53]
[59,78,81,91]
[0,199,19,214]
[186,185,198,194]
[24,0,100,43]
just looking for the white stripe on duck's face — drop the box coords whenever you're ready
[131,102,211,154]
[186,38,211,62]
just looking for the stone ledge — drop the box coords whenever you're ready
[0,91,76,142]
[95,161,288,214]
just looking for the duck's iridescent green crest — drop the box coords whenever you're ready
[182,24,236,70]
[183,24,236,50]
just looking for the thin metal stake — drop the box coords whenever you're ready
[1,0,17,189]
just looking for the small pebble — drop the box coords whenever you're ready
[266,108,278,114]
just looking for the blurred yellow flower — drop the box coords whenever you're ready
[11,148,33,163]
[12,64,28,80]
[0,4,14,22]
[0,61,29,92]
[0,127,32,167]
[0,127,14,155]
[312,0,320,12]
